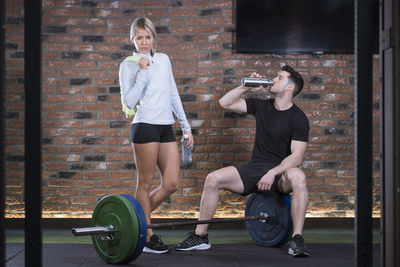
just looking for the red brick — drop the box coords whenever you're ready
[98,180,122,187]
[108,188,132,195]
[84,172,107,179]
[48,180,72,187]
[69,146,91,153]
[44,43,69,51]
[94,146,117,153]
[123,180,136,188]
[312,169,337,177]
[86,103,109,110]
[43,197,71,205]
[111,153,136,163]
[72,196,97,205]
[109,171,133,179]
[58,188,81,196]
[70,129,95,136]
[57,35,80,43]
[55,137,80,145]
[82,188,107,196]
[310,203,336,211]
[60,104,84,111]
[73,180,96,188]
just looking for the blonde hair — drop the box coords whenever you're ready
[130,17,156,42]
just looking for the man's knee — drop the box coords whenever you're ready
[286,168,306,187]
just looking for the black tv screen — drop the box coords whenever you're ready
[236,0,378,54]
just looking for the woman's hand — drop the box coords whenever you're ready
[181,131,194,150]
[138,57,150,70]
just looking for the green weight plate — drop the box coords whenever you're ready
[91,195,139,264]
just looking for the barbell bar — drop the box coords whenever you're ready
[72,214,269,236]
[71,191,292,264]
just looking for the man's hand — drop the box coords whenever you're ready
[256,170,277,191]
[250,72,264,79]
[249,72,266,93]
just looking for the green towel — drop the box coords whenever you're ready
[121,55,141,118]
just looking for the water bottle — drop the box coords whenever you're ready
[241,77,274,87]
[182,134,192,163]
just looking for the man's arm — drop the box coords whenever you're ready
[256,140,308,191]
[219,85,249,113]
[269,140,307,175]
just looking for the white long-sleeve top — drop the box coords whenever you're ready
[119,52,191,132]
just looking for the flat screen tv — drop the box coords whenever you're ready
[236,0,379,54]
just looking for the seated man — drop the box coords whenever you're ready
[175,65,310,257]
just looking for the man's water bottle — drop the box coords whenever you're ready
[241,77,274,87]
[182,134,192,163]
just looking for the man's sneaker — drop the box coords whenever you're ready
[288,234,310,257]
[143,234,169,254]
[175,232,211,251]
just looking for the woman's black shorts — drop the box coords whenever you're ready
[130,123,176,144]
[234,160,282,196]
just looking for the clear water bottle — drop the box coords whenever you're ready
[182,134,192,163]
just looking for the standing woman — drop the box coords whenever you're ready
[119,17,194,254]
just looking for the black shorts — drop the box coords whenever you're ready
[130,123,176,144]
[234,160,282,196]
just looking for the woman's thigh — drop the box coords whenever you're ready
[157,141,180,183]
[132,142,160,183]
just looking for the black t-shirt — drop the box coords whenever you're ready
[246,98,310,163]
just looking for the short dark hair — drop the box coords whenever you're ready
[281,65,304,97]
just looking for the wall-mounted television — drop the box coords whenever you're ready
[235,0,379,54]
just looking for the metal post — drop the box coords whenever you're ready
[0,0,6,265]
[380,0,400,266]
[354,0,373,266]
[24,0,42,266]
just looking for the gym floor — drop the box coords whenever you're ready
[5,228,381,266]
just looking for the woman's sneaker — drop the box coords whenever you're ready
[175,232,211,251]
[143,234,169,254]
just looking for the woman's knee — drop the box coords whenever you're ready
[162,179,180,194]
[136,175,154,192]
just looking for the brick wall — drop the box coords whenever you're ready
[4,0,381,218]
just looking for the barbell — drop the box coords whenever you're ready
[71,191,292,264]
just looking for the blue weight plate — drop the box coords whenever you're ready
[120,194,147,262]
[245,191,292,247]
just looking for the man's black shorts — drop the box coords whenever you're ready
[235,160,282,196]
[130,123,176,144]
